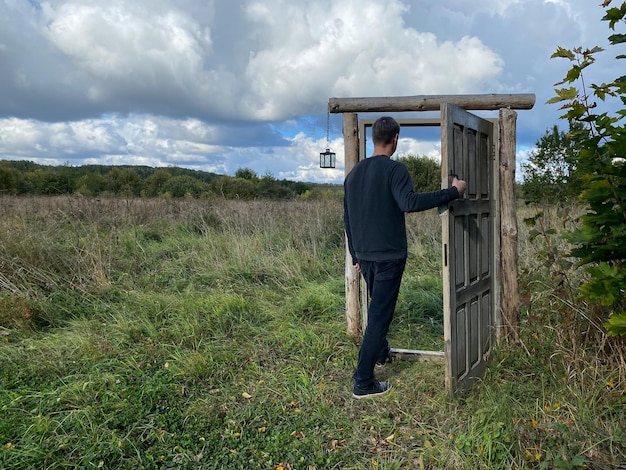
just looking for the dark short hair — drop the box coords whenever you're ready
[371,116,400,145]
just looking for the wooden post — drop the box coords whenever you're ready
[499,108,521,342]
[343,113,361,339]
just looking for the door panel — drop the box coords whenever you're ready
[441,103,496,397]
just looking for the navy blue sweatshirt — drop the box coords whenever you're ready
[343,155,460,264]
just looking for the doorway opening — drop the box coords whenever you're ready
[359,119,447,359]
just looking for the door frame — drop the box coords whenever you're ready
[336,93,531,397]
[356,116,500,372]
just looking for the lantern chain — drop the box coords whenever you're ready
[326,106,330,149]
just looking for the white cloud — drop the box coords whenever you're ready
[244,0,504,119]
[396,138,441,162]
[0,115,224,164]
[0,118,43,150]
[0,0,621,183]
[41,1,223,111]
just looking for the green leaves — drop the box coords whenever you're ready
[551,46,576,61]
[548,2,626,335]
[579,263,625,307]
[546,87,578,103]
[602,4,626,29]
[546,87,578,104]
[605,313,626,336]
[609,33,626,45]
[520,125,583,203]
[396,154,441,192]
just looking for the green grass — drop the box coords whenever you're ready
[0,196,624,469]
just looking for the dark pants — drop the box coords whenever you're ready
[353,258,406,387]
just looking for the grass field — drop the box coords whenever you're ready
[0,196,624,469]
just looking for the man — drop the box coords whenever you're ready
[343,116,467,399]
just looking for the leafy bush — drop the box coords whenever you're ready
[548,1,626,335]
[521,123,584,204]
[396,154,441,191]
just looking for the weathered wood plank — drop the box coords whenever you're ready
[330,94,535,113]
[390,348,445,362]
[499,108,521,343]
[343,113,362,339]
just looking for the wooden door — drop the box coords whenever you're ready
[441,103,496,397]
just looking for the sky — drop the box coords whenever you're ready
[0,0,623,184]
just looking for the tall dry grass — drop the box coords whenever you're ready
[0,195,624,469]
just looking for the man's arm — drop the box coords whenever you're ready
[391,164,466,213]
[343,191,359,270]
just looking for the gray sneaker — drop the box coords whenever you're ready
[352,380,392,399]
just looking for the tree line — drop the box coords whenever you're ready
[0,135,592,205]
[0,161,323,199]
[0,155,444,200]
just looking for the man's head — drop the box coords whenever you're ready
[371,116,400,155]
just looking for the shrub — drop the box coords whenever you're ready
[548,2,626,335]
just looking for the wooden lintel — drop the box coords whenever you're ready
[390,348,445,362]
[329,93,535,113]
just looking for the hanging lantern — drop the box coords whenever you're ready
[319,106,336,168]
[319,147,336,168]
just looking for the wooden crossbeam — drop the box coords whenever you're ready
[329,93,535,113]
